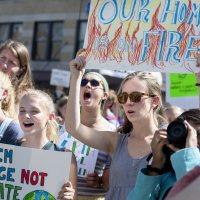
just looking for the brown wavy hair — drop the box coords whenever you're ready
[0,40,34,103]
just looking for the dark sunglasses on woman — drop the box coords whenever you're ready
[81,78,101,87]
[117,91,155,104]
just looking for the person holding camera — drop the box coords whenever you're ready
[126,108,200,200]
[126,55,200,200]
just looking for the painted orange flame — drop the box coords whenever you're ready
[177,0,192,58]
[145,3,167,68]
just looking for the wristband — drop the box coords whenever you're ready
[147,165,163,175]
[195,83,200,87]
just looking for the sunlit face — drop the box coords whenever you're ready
[18,95,50,137]
[80,74,105,108]
[121,77,156,123]
[0,48,20,77]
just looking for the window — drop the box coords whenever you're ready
[32,21,63,61]
[74,20,87,56]
[0,23,23,44]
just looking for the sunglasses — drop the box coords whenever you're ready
[117,91,155,104]
[81,78,101,87]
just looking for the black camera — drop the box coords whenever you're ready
[162,117,187,170]
[166,117,187,149]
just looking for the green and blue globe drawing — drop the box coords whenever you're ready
[23,190,55,200]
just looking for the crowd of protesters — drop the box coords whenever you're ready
[0,39,200,200]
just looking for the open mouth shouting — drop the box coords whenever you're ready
[23,121,34,128]
[83,91,92,102]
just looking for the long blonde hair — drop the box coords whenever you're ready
[21,89,58,143]
[117,71,163,134]
[0,71,16,119]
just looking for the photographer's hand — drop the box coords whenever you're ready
[185,120,198,148]
[149,129,168,175]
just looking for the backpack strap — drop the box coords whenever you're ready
[42,141,55,150]
[0,118,13,139]
[42,141,66,152]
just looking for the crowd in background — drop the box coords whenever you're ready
[0,39,200,200]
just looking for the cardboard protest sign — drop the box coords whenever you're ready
[59,127,98,177]
[0,143,71,200]
[166,73,199,109]
[84,0,200,73]
[50,69,71,88]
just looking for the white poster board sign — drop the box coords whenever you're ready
[83,0,200,73]
[0,143,71,199]
[50,69,71,88]
[59,127,98,177]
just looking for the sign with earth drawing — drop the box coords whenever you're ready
[0,143,71,200]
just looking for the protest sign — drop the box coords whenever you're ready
[84,0,200,73]
[169,73,198,97]
[59,128,98,177]
[50,69,71,88]
[0,143,71,200]
[166,73,199,109]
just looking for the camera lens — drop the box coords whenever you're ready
[167,119,187,148]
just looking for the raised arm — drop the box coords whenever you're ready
[65,56,116,154]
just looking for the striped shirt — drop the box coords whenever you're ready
[77,122,115,196]
[77,150,111,196]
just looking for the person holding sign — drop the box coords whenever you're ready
[66,56,163,200]
[17,89,77,200]
[0,71,23,144]
[126,56,200,200]
[0,40,34,109]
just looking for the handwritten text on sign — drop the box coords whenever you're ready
[84,0,200,73]
[0,143,71,200]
